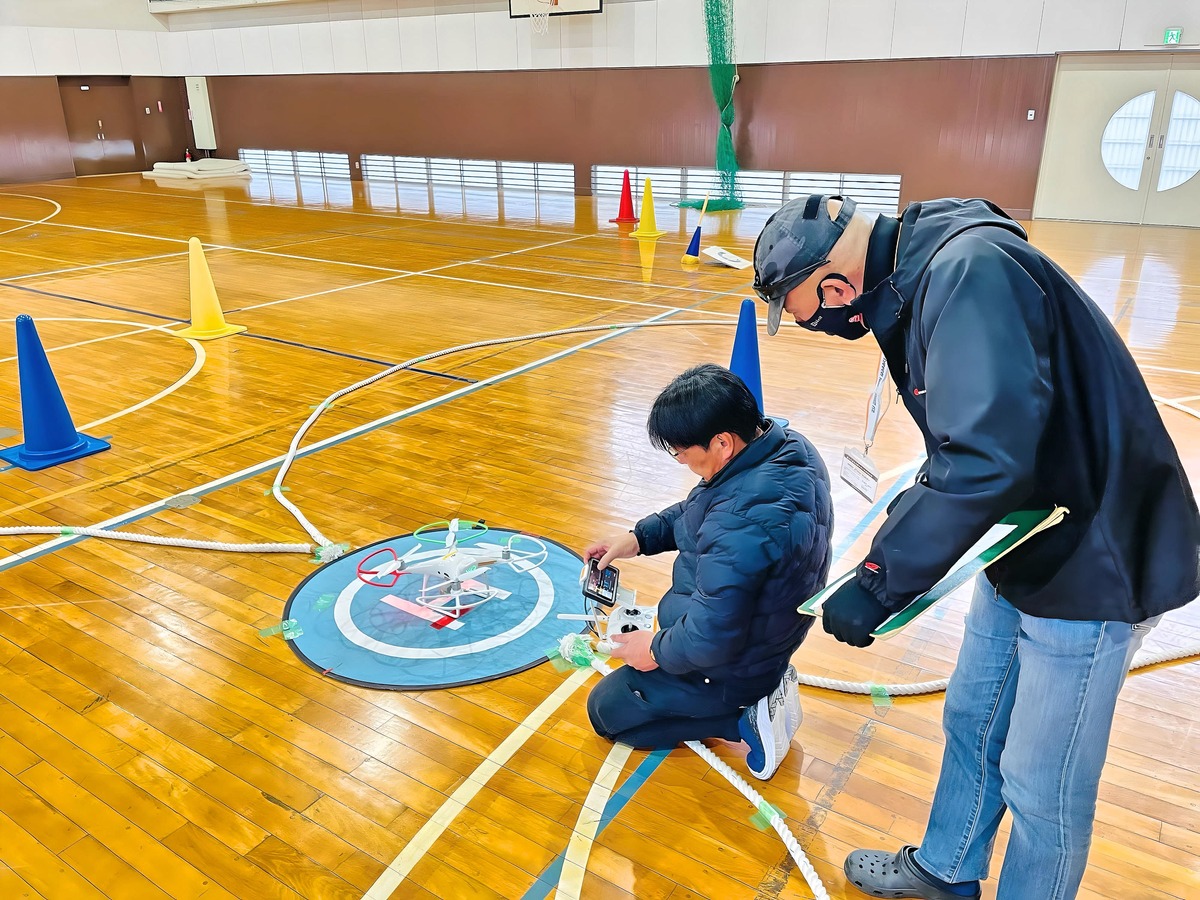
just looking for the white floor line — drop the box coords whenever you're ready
[231,275,408,313]
[421,271,741,318]
[555,740,633,900]
[1141,363,1200,377]
[4,250,189,282]
[1166,393,1200,404]
[0,194,61,239]
[1153,395,1200,421]
[362,666,593,900]
[37,179,711,247]
[0,316,205,429]
[0,312,680,573]
[476,258,741,296]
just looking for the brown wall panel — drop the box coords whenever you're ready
[131,77,195,168]
[0,76,76,184]
[208,57,1055,215]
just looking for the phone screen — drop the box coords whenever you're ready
[585,560,619,604]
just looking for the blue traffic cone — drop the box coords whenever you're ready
[0,315,110,471]
[681,226,702,265]
[729,299,765,413]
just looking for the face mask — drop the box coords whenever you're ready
[797,274,870,340]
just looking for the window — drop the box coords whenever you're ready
[1157,91,1200,192]
[1100,92,1155,190]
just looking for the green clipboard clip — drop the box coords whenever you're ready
[798,507,1069,640]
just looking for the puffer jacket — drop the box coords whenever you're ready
[635,420,833,705]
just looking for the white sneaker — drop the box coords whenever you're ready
[739,666,802,781]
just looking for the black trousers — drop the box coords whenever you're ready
[586,664,749,749]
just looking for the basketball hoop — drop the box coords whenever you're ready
[530,0,557,35]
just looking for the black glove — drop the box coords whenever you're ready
[823,578,890,647]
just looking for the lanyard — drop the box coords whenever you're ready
[863,353,889,452]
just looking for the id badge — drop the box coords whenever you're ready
[841,446,879,501]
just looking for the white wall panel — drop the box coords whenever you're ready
[435,12,477,70]
[961,0,1042,57]
[117,29,163,75]
[655,0,706,67]
[268,23,304,73]
[363,16,404,71]
[212,27,247,73]
[331,18,369,72]
[632,0,658,67]
[561,11,607,68]
[605,0,638,68]
[30,28,81,76]
[1119,0,1200,50]
[186,29,219,74]
[0,27,36,76]
[239,26,275,75]
[156,30,193,76]
[735,0,769,64]
[399,13,440,70]
[75,29,124,74]
[891,0,966,60]
[764,0,828,63]
[516,17,563,70]
[1039,0,1125,54]
[298,21,336,73]
[475,11,519,71]
[827,0,895,61]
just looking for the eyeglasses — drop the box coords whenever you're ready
[752,258,829,307]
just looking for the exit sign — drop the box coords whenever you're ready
[1164,27,1183,45]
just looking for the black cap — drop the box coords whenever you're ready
[752,194,857,335]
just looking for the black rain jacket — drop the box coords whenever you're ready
[855,198,1199,622]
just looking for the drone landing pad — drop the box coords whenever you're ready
[283,528,585,690]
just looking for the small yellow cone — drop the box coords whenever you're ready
[636,235,659,284]
[630,178,666,239]
[175,237,246,340]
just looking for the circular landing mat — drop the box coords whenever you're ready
[284,527,585,690]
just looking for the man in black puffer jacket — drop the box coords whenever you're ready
[585,364,833,780]
[752,194,1200,900]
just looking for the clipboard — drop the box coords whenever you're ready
[798,507,1069,639]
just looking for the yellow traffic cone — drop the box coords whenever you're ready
[175,238,246,340]
[630,178,666,239]
[637,235,659,284]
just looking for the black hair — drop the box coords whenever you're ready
[646,364,762,453]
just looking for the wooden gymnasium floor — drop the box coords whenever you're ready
[0,174,1197,900]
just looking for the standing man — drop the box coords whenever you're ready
[752,194,1199,899]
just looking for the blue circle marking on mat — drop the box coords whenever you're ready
[284,528,586,690]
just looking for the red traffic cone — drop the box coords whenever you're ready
[610,169,639,224]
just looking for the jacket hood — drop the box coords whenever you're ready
[890,198,1027,302]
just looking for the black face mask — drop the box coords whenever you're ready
[797,274,870,341]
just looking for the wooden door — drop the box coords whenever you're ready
[58,76,143,176]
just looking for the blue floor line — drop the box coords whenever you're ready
[832,465,919,560]
[520,748,671,900]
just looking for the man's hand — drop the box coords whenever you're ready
[822,578,890,647]
[583,531,640,570]
[608,629,658,671]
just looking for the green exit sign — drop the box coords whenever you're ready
[1164,27,1183,45]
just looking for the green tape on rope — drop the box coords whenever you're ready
[749,800,783,830]
[61,526,77,535]
[264,486,291,496]
[870,684,893,709]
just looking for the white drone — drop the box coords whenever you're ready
[356,519,548,621]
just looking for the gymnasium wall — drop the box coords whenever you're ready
[0,77,76,183]
[0,0,1185,206]
[207,55,1054,215]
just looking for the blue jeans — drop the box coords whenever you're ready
[914,577,1156,899]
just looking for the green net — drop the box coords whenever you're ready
[681,0,744,210]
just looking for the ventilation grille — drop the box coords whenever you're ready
[361,155,575,193]
[238,149,351,179]
[593,165,902,215]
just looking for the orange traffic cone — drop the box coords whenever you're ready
[610,169,639,224]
